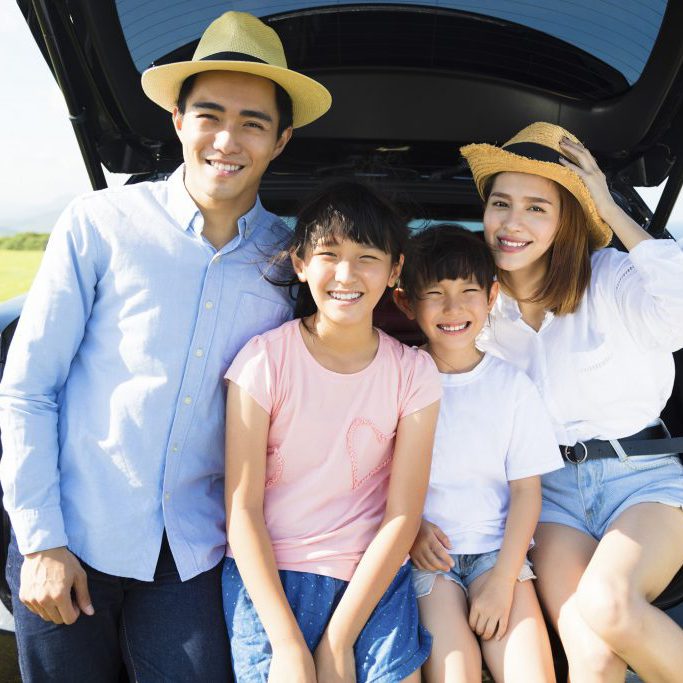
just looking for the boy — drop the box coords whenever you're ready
[394,225,563,683]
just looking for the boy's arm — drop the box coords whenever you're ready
[225,382,316,682]
[315,400,440,681]
[468,475,541,640]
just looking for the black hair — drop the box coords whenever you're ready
[400,224,496,299]
[276,181,409,319]
[176,73,294,137]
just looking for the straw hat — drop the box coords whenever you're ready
[141,12,331,128]
[460,122,612,249]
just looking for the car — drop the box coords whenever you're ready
[3,0,683,680]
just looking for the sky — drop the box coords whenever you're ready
[0,0,681,237]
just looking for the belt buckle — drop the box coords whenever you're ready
[564,441,588,464]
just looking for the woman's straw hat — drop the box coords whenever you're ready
[141,12,331,128]
[460,122,612,248]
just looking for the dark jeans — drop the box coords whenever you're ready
[7,533,231,682]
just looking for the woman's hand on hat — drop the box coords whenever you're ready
[558,137,617,220]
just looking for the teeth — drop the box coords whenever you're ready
[211,161,241,172]
[329,292,361,301]
[438,323,467,332]
[500,238,528,248]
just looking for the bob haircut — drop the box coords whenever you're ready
[483,175,592,315]
[278,181,409,318]
[400,224,496,300]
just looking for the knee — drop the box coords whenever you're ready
[575,572,645,649]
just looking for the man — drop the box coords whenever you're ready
[0,12,330,681]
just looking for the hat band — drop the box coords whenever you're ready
[503,141,568,164]
[200,51,268,64]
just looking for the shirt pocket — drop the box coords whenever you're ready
[222,291,292,364]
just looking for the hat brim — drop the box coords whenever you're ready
[460,143,612,249]
[141,60,331,129]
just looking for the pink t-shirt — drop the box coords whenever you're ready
[225,319,441,581]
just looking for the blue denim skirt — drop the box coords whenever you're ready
[540,454,683,539]
[223,559,431,683]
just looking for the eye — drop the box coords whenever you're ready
[529,205,546,213]
[197,113,218,121]
[245,121,266,130]
[360,254,380,261]
[491,200,508,208]
[464,288,481,294]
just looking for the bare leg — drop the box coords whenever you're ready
[532,523,628,682]
[418,575,482,683]
[467,572,554,683]
[575,502,683,683]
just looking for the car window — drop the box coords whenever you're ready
[116,0,667,87]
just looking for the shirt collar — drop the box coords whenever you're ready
[493,288,522,322]
[166,165,264,242]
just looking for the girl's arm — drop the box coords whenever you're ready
[225,382,316,683]
[468,475,541,641]
[559,137,652,251]
[314,400,440,679]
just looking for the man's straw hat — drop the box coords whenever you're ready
[141,12,331,128]
[461,122,612,249]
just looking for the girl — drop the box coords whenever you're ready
[453,122,683,682]
[223,181,441,683]
[394,225,562,683]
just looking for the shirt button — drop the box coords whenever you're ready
[164,492,171,501]
[183,396,192,405]
[195,348,204,358]
[171,443,178,453]
[205,301,214,309]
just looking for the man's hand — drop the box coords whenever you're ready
[409,519,454,572]
[268,639,317,683]
[468,571,515,641]
[314,631,356,683]
[19,546,94,625]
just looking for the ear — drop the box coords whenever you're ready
[487,281,499,311]
[387,254,404,288]
[290,251,306,282]
[392,288,416,320]
[172,107,183,136]
[271,126,293,162]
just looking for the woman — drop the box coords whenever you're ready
[459,122,683,682]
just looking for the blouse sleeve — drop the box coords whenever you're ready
[225,335,275,414]
[399,349,442,419]
[595,239,683,351]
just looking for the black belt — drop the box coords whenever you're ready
[560,424,683,464]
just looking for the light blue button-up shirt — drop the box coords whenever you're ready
[0,166,294,580]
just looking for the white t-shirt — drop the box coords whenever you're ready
[423,354,563,554]
[478,239,683,446]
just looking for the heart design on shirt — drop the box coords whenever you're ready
[346,418,396,490]
[265,447,284,489]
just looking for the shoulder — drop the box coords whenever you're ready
[380,333,435,370]
[485,355,538,399]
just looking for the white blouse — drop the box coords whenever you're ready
[478,239,683,446]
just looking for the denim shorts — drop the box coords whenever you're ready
[411,549,535,599]
[540,453,683,540]
[223,558,431,683]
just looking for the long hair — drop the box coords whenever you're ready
[485,177,592,315]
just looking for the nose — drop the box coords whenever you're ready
[335,260,356,284]
[213,126,241,155]
[501,205,524,231]
[443,293,464,314]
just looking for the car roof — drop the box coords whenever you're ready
[16,0,683,227]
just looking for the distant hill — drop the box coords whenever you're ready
[0,194,76,235]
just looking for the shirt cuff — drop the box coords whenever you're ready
[9,506,68,555]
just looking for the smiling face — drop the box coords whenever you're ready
[409,277,498,356]
[483,172,562,278]
[291,237,402,329]
[172,70,292,217]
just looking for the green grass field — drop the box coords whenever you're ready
[0,249,44,302]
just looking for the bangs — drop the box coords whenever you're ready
[293,181,407,260]
[402,225,496,298]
